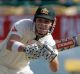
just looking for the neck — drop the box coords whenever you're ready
[35,35,43,41]
[35,32,48,41]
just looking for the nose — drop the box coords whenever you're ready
[40,23,47,28]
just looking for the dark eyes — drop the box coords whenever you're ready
[36,18,51,24]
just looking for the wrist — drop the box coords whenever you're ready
[11,41,25,52]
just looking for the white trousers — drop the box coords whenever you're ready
[0,65,33,74]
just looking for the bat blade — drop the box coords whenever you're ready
[55,34,80,51]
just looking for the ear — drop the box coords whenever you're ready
[50,18,56,33]
[52,18,56,28]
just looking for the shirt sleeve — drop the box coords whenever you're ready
[8,19,35,40]
[8,22,24,39]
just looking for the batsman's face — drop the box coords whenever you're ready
[35,17,52,36]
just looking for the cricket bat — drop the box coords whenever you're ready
[55,34,80,52]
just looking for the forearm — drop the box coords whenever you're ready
[6,40,25,52]
[6,34,25,52]
[49,57,59,72]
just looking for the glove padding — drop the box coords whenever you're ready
[24,42,41,59]
[39,44,58,62]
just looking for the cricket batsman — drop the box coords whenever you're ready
[0,6,59,74]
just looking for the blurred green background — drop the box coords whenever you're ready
[0,0,80,16]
